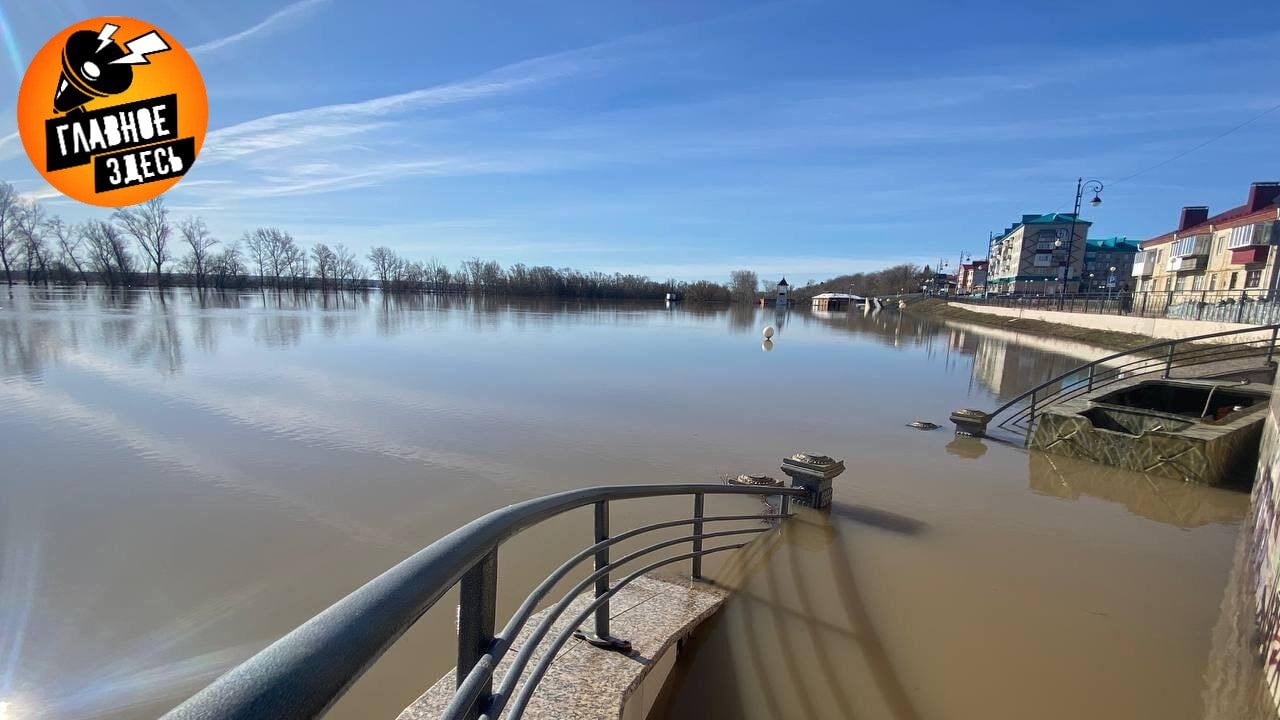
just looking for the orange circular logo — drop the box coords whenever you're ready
[16,17,207,207]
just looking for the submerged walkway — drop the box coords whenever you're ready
[400,575,727,720]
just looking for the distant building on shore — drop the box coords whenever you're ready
[957,259,988,294]
[1083,237,1138,292]
[776,277,790,306]
[1133,181,1280,296]
[811,292,858,311]
[987,212,1091,295]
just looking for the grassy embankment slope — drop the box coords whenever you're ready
[903,297,1160,353]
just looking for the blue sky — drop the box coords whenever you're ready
[1,0,1278,281]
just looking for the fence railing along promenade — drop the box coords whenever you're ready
[162,482,816,720]
[951,323,1280,441]
[955,289,1280,325]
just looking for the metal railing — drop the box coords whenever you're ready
[162,483,807,720]
[977,323,1280,440]
[958,289,1280,323]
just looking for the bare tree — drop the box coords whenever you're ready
[333,243,361,289]
[284,241,308,288]
[242,227,298,288]
[178,216,218,287]
[82,220,134,286]
[368,246,397,288]
[311,243,336,290]
[14,202,48,285]
[113,197,172,286]
[728,269,759,303]
[48,217,87,283]
[0,182,20,286]
[211,242,245,288]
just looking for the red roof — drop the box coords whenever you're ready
[1141,202,1280,249]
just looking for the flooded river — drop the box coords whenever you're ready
[0,287,1266,719]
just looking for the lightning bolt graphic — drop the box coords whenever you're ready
[108,30,170,65]
[95,23,119,53]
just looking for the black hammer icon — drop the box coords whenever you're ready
[54,23,171,115]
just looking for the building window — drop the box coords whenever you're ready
[1229,272,1239,290]
[1033,254,1053,267]
[1209,274,1217,291]
[1175,275,1187,291]
[1191,274,1203,291]
[1246,269,1262,288]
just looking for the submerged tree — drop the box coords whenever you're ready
[0,182,20,286]
[178,216,218,287]
[113,197,172,287]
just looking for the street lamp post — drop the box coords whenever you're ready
[1059,177,1103,309]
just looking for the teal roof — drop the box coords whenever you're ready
[997,212,1093,240]
[1085,236,1138,252]
[1022,212,1086,225]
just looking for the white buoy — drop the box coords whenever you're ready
[762,325,775,339]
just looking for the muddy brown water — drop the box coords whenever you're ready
[0,287,1266,719]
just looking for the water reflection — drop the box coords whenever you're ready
[0,285,1256,719]
[659,455,1257,720]
[1029,451,1246,529]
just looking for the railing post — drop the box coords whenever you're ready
[1141,292,1148,317]
[1028,389,1037,424]
[691,493,705,580]
[457,549,497,720]
[1197,291,1206,320]
[573,501,631,652]
[1163,342,1175,379]
[1238,291,1247,324]
[1268,326,1279,366]
[1087,365,1096,392]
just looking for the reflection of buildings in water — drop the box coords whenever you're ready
[967,334,1090,402]
[1028,451,1246,529]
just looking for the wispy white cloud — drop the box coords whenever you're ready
[17,182,63,203]
[190,0,331,56]
[0,131,20,161]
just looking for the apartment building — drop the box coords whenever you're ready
[1134,182,1280,296]
[987,213,1090,294]
[957,259,988,293]
[1082,237,1138,292]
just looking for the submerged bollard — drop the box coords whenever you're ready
[780,452,845,509]
[950,408,991,437]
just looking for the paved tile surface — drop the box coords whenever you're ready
[399,574,728,720]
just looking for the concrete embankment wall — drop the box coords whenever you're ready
[1246,376,1280,713]
[948,302,1275,344]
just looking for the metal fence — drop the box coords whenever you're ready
[162,483,807,720]
[957,289,1280,324]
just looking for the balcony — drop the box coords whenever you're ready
[1132,251,1158,277]
[1167,255,1206,272]
[1230,246,1269,265]
[1170,235,1210,258]
[1226,222,1276,250]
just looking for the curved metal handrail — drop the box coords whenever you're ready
[978,323,1280,438]
[163,482,807,720]
[999,338,1274,429]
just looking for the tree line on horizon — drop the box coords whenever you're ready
[0,181,741,301]
[0,180,926,303]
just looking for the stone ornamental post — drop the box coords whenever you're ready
[780,452,844,509]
